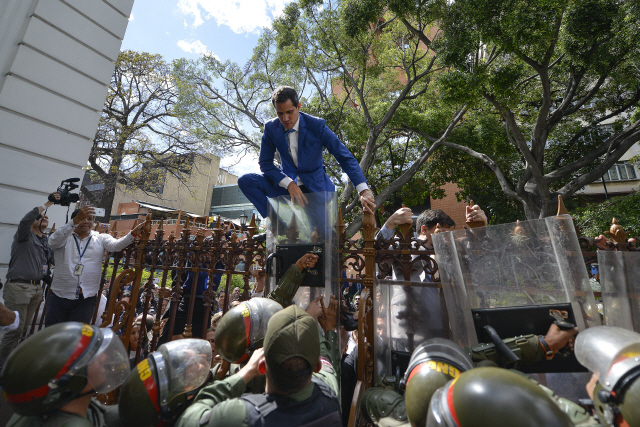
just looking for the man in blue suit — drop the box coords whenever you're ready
[238,86,375,219]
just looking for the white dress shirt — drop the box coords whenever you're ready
[48,222,135,299]
[278,118,369,194]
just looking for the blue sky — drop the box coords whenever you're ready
[121,0,291,175]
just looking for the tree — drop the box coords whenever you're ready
[174,1,470,235]
[83,50,205,221]
[418,0,640,219]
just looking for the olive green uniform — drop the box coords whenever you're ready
[267,263,306,308]
[7,399,116,427]
[176,329,339,427]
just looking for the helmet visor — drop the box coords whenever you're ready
[425,382,458,427]
[157,339,212,406]
[85,329,130,393]
[246,298,282,344]
[575,326,640,391]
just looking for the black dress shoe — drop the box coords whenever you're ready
[252,233,266,242]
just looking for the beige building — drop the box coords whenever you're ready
[578,143,640,199]
[111,153,238,217]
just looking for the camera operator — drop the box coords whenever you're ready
[45,206,146,326]
[0,193,58,368]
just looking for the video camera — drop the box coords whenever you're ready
[49,178,81,207]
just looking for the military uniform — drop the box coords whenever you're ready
[267,263,306,307]
[0,323,129,427]
[7,399,117,427]
[176,306,341,427]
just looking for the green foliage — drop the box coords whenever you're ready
[573,191,640,238]
[103,265,174,289]
[341,0,385,38]
[427,0,640,218]
[221,273,248,294]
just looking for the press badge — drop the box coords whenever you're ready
[73,264,84,276]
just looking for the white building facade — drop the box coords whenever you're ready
[0,0,134,282]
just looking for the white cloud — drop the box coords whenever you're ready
[177,39,219,58]
[177,0,289,34]
[221,150,260,176]
[129,13,134,21]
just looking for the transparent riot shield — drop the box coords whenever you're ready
[265,191,339,311]
[598,251,640,332]
[432,215,599,352]
[373,278,448,383]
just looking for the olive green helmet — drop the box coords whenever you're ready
[360,388,408,426]
[426,367,574,427]
[575,326,640,427]
[215,298,282,363]
[403,338,474,427]
[119,339,212,427]
[0,322,129,416]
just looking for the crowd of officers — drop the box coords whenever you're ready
[2,246,640,427]
[1,200,639,427]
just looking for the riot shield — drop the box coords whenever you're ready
[432,215,600,374]
[373,278,448,383]
[265,191,339,310]
[598,251,640,332]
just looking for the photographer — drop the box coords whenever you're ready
[45,206,146,326]
[0,193,58,368]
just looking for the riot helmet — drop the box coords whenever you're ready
[575,326,640,427]
[403,338,474,427]
[360,388,408,426]
[215,297,282,363]
[426,367,573,427]
[1,322,129,416]
[119,338,212,427]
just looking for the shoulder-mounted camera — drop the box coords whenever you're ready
[49,178,80,207]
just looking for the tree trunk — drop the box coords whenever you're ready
[520,192,558,220]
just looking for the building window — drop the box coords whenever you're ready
[603,162,637,182]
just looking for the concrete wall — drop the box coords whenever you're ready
[0,0,134,282]
[111,154,239,217]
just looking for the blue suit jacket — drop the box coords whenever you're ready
[258,112,367,192]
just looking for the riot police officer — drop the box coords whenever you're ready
[426,367,575,427]
[175,296,341,427]
[119,339,213,427]
[575,326,640,427]
[0,322,129,426]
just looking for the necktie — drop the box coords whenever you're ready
[285,128,296,166]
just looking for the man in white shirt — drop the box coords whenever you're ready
[45,206,145,326]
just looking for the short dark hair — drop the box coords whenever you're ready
[71,209,80,220]
[267,356,312,394]
[416,209,455,232]
[272,86,299,107]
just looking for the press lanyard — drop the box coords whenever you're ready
[73,235,92,261]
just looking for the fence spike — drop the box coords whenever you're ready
[557,195,569,216]
[247,214,257,238]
